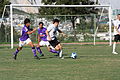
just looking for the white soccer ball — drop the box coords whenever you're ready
[71,52,77,59]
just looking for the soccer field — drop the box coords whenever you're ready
[0,44,120,80]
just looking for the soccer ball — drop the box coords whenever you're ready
[71,52,77,59]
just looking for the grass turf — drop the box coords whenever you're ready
[0,44,120,80]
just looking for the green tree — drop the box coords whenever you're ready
[0,0,10,43]
[0,22,5,42]
[0,0,10,17]
[39,0,97,41]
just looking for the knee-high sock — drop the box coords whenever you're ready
[36,47,42,54]
[13,49,19,55]
[50,49,59,54]
[59,49,63,57]
[113,42,116,52]
[32,47,37,56]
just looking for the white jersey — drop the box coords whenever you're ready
[47,24,59,40]
[113,19,120,35]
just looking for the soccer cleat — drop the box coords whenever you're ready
[112,52,118,54]
[61,56,64,59]
[13,54,17,60]
[38,54,44,57]
[41,54,44,57]
[34,55,40,60]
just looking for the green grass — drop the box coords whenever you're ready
[0,44,120,80]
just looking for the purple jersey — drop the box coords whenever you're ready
[20,25,30,41]
[38,27,47,41]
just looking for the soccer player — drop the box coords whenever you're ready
[12,18,40,60]
[112,14,120,54]
[46,19,66,58]
[36,22,59,56]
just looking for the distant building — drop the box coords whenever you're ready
[10,0,42,13]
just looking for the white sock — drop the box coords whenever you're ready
[113,42,116,52]
[59,50,63,57]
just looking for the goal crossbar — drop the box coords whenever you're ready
[11,4,110,7]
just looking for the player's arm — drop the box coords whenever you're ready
[58,29,62,33]
[58,29,66,37]
[27,28,37,34]
[113,21,120,35]
[114,26,120,34]
[46,30,51,41]
[46,25,53,41]
[38,34,41,43]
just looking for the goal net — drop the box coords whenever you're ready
[1,4,112,48]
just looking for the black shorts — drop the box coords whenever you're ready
[114,34,120,42]
[49,37,60,48]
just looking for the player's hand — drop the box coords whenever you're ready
[33,28,37,32]
[47,36,52,41]
[61,33,67,37]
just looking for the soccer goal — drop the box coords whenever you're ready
[7,4,112,49]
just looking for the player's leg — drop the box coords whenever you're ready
[47,45,59,54]
[27,39,40,60]
[13,47,22,60]
[112,42,117,54]
[55,43,62,50]
[112,35,119,54]
[55,43,63,57]
[46,41,59,54]
[13,40,24,60]
[49,38,63,57]
[36,42,44,56]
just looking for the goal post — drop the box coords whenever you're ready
[2,5,10,20]
[10,4,112,49]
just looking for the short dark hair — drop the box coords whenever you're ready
[117,14,120,16]
[39,22,44,25]
[24,18,30,24]
[53,19,60,24]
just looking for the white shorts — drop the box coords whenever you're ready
[19,38,32,47]
[39,40,50,46]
